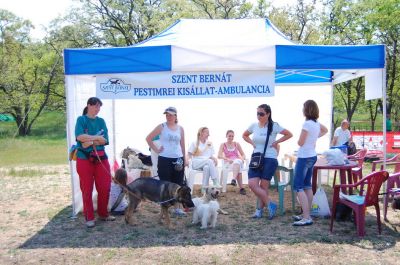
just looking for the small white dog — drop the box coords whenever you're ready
[192,187,220,229]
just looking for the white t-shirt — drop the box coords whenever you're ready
[334,127,351,146]
[188,141,215,159]
[108,182,128,212]
[297,120,320,158]
[247,122,284,159]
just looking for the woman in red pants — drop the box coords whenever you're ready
[75,97,115,228]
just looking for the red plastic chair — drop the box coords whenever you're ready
[371,154,400,221]
[348,148,368,184]
[330,170,389,237]
[371,153,400,172]
[383,172,400,221]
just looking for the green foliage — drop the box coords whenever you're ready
[0,11,64,136]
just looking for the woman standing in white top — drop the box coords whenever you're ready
[146,106,187,216]
[293,100,328,226]
[188,127,220,190]
[243,104,292,219]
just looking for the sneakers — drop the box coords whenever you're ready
[231,179,237,186]
[86,220,95,228]
[239,188,246,195]
[252,208,263,218]
[173,208,186,217]
[267,202,277,220]
[292,215,303,222]
[99,215,116,221]
[293,218,313,226]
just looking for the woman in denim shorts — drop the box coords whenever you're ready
[243,104,292,219]
[292,100,328,226]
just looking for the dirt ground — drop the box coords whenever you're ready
[0,165,399,265]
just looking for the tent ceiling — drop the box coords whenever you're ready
[63,19,385,85]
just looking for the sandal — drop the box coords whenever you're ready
[293,218,313,226]
[99,215,116,221]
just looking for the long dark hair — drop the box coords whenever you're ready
[83,97,103,115]
[258,104,273,134]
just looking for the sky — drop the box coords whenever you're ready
[0,0,297,39]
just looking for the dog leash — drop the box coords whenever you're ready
[92,147,180,206]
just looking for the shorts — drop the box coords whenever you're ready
[248,157,278,181]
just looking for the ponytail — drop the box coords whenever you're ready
[258,104,273,135]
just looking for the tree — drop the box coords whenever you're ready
[53,0,196,47]
[0,10,64,136]
[363,0,400,119]
[190,0,252,19]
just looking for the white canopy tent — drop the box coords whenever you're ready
[64,19,386,216]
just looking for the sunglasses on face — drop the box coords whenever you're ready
[257,112,266,117]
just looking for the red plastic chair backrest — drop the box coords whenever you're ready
[364,171,389,206]
[349,149,368,167]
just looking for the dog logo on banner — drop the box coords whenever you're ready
[100,78,131,94]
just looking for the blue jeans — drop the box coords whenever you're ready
[293,156,317,192]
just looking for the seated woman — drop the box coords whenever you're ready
[188,127,221,191]
[108,181,128,215]
[108,169,135,215]
[218,130,246,195]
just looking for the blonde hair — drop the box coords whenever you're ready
[194,127,208,156]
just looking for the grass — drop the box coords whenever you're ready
[0,111,67,166]
[0,111,66,139]
[0,138,67,166]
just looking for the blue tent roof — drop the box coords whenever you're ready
[63,19,385,84]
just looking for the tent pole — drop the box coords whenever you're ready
[66,77,77,218]
[382,67,387,171]
[112,99,117,170]
[382,66,387,193]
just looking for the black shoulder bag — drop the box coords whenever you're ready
[249,126,271,170]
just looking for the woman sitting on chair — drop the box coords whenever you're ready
[218,130,246,195]
[188,127,220,191]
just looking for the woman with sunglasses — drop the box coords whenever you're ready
[243,104,292,219]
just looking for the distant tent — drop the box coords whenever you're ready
[0,114,15,122]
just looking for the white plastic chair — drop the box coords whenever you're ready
[220,159,249,193]
[187,159,219,193]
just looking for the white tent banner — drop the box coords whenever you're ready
[365,69,383,100]
[96,70,275,99]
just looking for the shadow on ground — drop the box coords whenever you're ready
[20,197,400,250]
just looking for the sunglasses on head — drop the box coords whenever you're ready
[257,112,266,117]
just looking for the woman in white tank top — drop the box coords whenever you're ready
[146,106,187,216]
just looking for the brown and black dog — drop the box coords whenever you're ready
[114,168,194,228]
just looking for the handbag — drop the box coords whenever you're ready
[69,145,78,161]
[249,126,271,170]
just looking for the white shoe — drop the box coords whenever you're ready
[86,220,95,228]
